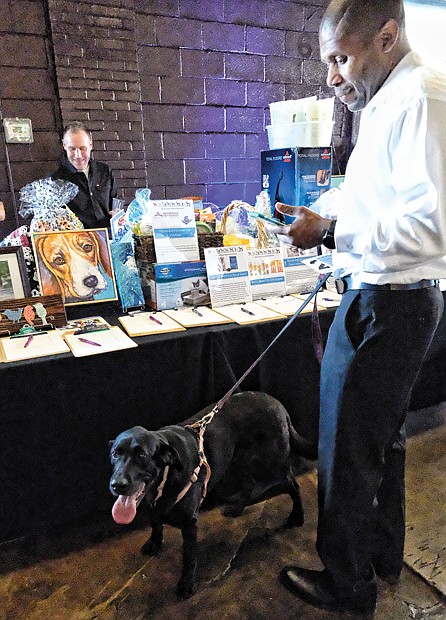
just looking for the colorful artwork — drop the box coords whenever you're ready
[32,229,118,306]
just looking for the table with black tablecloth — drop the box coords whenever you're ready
[1,297,445,544]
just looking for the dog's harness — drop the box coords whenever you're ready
[177,425,211,504]
[154,425,211,506]
[155,272,331,507]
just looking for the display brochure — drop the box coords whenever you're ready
[118,311,185,336]
[204,245,252,308]
[281,244,320,294]
[152,199,200,263]
[214,301,284,325]
[0,329,70,363]
[163,306,234,328]
[300,252,333,274]
[256,295,321,316]
[247,247,286,300]
[64,325,137,357]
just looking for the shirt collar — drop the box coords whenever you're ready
[365,51,423,112]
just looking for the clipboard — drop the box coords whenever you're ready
[118,312,186,337]
[63,326,137,357]
[0,329,70,362]
[163,306,234,328]
[213,302,284,325]
[256,295,323,316]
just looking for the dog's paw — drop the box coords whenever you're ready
[141,539,162,556]
[176,578,197,599]
[283,511,304,528]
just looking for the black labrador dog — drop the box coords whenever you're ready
[109,391,316,598]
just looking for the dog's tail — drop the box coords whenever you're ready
[286,415,318,461]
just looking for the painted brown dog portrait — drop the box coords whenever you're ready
[32,229,117,305]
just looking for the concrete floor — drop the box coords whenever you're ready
[0,415,445,620]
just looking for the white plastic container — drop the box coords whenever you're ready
[266,121,334,149]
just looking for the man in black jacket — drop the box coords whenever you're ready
[51,121,117,229]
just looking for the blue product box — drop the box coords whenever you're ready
[261,147,332,221]
[145,261,209,310]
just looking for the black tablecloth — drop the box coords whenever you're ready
[1,298,445,544]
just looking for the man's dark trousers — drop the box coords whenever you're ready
[317,285,443,596]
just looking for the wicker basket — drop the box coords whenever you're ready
[220,200,269,248]
[133,231,224,263]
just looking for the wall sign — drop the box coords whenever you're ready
[3,118,34,144]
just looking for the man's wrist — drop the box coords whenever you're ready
[322,219,336,249]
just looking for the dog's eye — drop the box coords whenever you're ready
[134,450,146,463]
[81,243,94,253]
[53,255,65,265]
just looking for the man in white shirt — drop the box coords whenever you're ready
[271,1,446,617]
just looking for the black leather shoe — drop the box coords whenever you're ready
[280,566,376,619]
[372,558,402,585]
[374,567,401,585]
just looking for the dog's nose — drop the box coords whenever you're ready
[110,477,129,494]
[84,275,99,289]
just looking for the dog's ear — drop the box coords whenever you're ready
[33,235,64,296]
[93,230,113,278]
[155,442,181,469]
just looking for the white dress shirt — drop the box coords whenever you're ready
[331,51,446,283]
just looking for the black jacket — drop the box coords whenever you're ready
[51,158,116,229]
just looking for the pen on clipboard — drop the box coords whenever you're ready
[192,308,203,318]
[240,307,255,316]
[149,315,163,325]
[24,336,33,348]
[78,337,101,347]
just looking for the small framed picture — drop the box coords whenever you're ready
[0,246,31,300]
[32,228,118,306]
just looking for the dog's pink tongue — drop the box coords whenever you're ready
[112,495,137,524]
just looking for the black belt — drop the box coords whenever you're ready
[335,276,439,295]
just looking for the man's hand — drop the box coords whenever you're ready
[267,203,331,250]
[0,201,5,222]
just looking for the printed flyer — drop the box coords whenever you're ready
[247,247,286,300]
[281,244,319,294]
[152,199,200,263]
[204,245,252,308]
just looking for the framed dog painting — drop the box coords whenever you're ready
[0,246,31,300]
[32,229,118,306]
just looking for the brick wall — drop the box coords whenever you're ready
[0,0,63,238]
[0,0,351,240]
[47,0,147,203]
[135,0,340,205]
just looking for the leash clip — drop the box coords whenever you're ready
[199,405,219,428]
